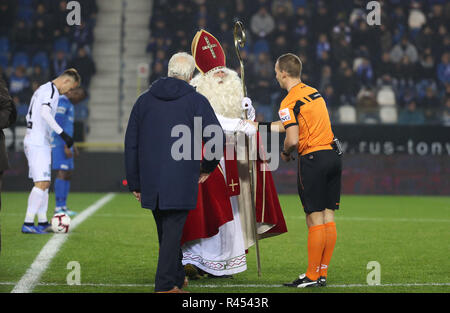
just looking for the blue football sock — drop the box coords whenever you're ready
[63,180,71,206]
[54,178,66,208]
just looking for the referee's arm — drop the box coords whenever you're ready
[283,124,299,155]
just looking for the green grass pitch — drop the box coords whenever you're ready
[0,192,449,293]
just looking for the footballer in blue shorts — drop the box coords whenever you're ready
[51,88,85,216]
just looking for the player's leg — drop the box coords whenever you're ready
[53,144,76,215]
[36,181,52,232]
[23,145,52,234]
[62,169,76,216]
[23,181,51,234]
[54,170,67,213]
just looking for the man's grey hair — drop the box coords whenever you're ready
[168,52,196,81]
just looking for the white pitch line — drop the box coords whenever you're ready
[2,281,450,289]
[10,193,116,293]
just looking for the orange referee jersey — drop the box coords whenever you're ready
[278,82,334,155]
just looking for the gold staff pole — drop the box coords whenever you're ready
[233,21,262,277]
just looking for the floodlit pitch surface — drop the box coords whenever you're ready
[0,192,449,293]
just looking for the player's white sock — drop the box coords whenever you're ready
[25,187,45,224]
[37,188,49,223]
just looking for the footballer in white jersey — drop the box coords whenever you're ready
[24,81,60,147]
[22,69,80,234]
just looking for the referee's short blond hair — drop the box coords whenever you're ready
[276,53,302,78]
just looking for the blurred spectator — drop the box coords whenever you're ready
[312,3,333,36]
[332,18,351,45]
[408,2,427,31]
[355,58,374,87]
[398,99,425,125]
[322,84,337,109]
[377,52,394,78]
[9,66,29,97]
[319,65,332,92]
[293,18,308,40]
[395,56,417,84]
[0,0,15,36]
[11,20,31,52]
[441,97,450,126]
[250,6,275,38]
[32,18,52,53]
[437,52,450,85]
[271,35,289,60]
[52,50,68,77]
[69,47,96,88]
[30,65,48,86]
[427,4,445,32]
[379,24,393,53]
[390,36,419,64]
[149,61,165,84]
[271,0,294,19]
[72,21,94,55]
[53,0,72,40]
[316,34,331,61]
[420,87,440,122]
[418,48,435,80]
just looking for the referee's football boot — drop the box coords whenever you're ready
[318,276,327,287]
[283,274,319,288]
[21,224,48,234]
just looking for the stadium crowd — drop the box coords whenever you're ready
[0,0,97,129]
[147,0,450,125]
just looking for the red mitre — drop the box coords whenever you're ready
[191,29,226,74]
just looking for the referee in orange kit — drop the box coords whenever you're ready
[251,53,342,287]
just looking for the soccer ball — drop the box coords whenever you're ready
[51,213,71,233]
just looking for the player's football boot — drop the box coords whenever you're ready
[318,276,327,287]
[36,222,53,233]
[55,207,77,217]
[283,273,319,288]
[21,224,48,234]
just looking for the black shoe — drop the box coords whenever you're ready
[283,274,319,288]
[318,276,327,287]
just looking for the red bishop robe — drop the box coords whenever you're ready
[181,132,287,246]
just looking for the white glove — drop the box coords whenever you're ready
[242,97,255,121]
[235,119,257,136]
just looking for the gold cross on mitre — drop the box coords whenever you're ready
[229,179,238,192]
[202,36,217,58]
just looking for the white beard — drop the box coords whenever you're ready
[190,68,244,119]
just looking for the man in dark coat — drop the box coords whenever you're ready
[0,77,17,254]
[124,52,224,293]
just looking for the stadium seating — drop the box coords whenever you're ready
[11,52,29,69]
[379,106,398,124]
[376,86,396,106]
[31,52,50,70]
[338,104,357,124]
